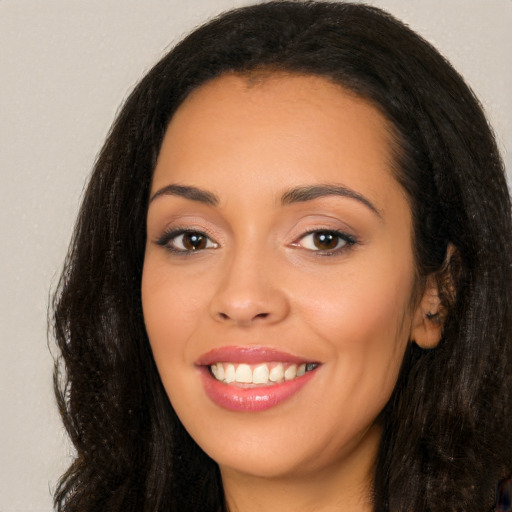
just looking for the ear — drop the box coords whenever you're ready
[410,274,443,349]
[410,244,458,349]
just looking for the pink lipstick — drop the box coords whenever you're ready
[196,346,320,412]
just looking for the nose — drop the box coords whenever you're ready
[209,249,290,327]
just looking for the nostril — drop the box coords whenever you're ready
[216,311,270,323]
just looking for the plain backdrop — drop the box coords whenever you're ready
[1,1,511,510]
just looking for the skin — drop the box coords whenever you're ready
[142,73,439,512]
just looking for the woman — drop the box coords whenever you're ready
[52,1,512,511]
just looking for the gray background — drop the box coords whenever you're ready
[1,0,510,510]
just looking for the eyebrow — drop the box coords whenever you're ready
[281,184,381,217]
[149,184,219,206]
[149,182,381,217]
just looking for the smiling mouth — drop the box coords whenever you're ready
[209,362,319,386]
[198,347,321,411]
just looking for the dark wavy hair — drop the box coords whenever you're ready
[52,2,512,511]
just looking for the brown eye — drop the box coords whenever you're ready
[182,232,208,251]
[312,232,340,250]
[157,230,218,252]
[297,230,354,254]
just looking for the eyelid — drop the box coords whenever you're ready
[291,228,357,255]
[154,226,219,253]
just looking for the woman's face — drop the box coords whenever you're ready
[142,74,422,483]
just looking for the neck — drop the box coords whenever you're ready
[220,424,380,512]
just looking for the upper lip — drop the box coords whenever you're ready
[196,346,315,366]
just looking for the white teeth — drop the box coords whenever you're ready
[224,363,235,383]
[215,363,225,381]
[284,364,297,381]
[252,364,270,384]
[211,363,225,381]
[235,364,252,383]
[210,361,318,385]
[269,363,284,382]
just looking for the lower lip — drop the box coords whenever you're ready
[199,367,316,412]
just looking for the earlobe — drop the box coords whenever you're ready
[410,275,444,349]
[410,244,459,349]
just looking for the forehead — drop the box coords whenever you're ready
[166,72,394,155]
[152,72,403,213]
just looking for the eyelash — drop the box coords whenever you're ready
[293,229,357,256]
[155,227,356,257]
[155,227,218,254]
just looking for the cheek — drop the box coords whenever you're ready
[295,257,415,385]
[141,258,208,368]
[302,261,412,329]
